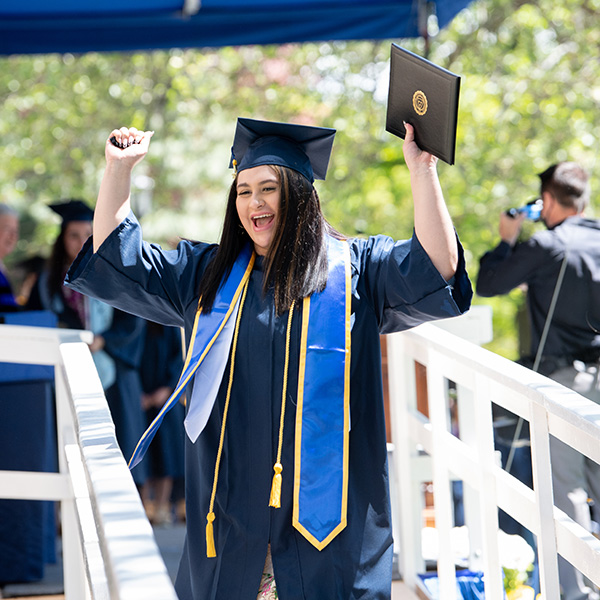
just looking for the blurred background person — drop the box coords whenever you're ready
[26,200,116,388]
[27,199,96,328]
[0,203,20,312]
[477,162,600,600]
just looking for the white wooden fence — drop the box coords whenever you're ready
[0,324,177,599]
[387,321,600,600]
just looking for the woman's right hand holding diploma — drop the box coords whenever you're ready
[93,126,154,252]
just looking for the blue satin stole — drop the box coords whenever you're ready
[128,237,351,550]
[294,235,351,549]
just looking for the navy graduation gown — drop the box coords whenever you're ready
[66,214,471,600]
[140,321,185,479]
[102,308,148,485]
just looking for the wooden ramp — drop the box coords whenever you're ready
[393,580,421,600]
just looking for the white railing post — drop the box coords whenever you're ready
[55,359,90,599]
[529,401,561,600]
[387,333,425,586]
[59,341,178,600]
[470,374,503,600]
[427,348,458,600]
[455,384,483,573]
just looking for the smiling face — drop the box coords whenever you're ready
[235,164,281,256]
[63,220,93,262]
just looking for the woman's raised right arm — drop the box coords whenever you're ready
[93,126,154,252]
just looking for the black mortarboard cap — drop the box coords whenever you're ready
[49,200,94,224]
[229,118,336,183]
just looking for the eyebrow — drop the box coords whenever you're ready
[237,178,279,189]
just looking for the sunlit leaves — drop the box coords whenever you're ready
[435,0,600,357]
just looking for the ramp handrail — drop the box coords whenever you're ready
[388,323,600,600]
[0,324,177,599]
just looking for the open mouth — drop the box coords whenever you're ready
[252,213,275,229]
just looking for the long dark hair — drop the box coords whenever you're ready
[47,227,70,299]
[198,165,342,315]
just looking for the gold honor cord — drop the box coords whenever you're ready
[205,294,296,557]
[269,300,296,509]
[205,278,250,558]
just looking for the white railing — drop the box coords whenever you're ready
[388,321,600,600]
[3,317,600,600]
[0,324,177,600]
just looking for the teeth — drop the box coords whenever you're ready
[253,214,273,221]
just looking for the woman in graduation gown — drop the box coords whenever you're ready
[66,119,472,600]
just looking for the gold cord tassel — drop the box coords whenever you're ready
[268,301,296,510]
[206,511,216,558]
[205,279,250,558]
[269,462,283,508]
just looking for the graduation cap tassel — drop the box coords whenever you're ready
[268,301,295,510]
[269,463,283,508]
[206,511,216,558]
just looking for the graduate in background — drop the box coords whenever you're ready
[66,119,472,600]
[27,200,99,329]
[27,200,118,391]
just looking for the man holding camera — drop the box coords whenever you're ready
[477,161,600,600]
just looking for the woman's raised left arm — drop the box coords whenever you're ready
[402,122,458,281]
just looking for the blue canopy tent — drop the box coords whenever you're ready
[0,0,472,55]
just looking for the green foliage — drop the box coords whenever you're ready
[432,0,600,356]
[1,0,599,357]
[503,565,532,593]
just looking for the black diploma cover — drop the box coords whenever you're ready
[386,44,461,165]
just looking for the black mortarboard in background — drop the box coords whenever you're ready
[229,118,336,183]
[49,200,94,226]
[386,44,461,165]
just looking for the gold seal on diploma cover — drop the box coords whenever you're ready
[412,90,428,116]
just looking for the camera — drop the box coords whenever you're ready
[506,198,543,221]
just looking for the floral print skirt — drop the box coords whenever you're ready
[257,545,278,599]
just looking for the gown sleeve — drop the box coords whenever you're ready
[351,231,472,334]
[65,212,215,328]
[101,309,146,370]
